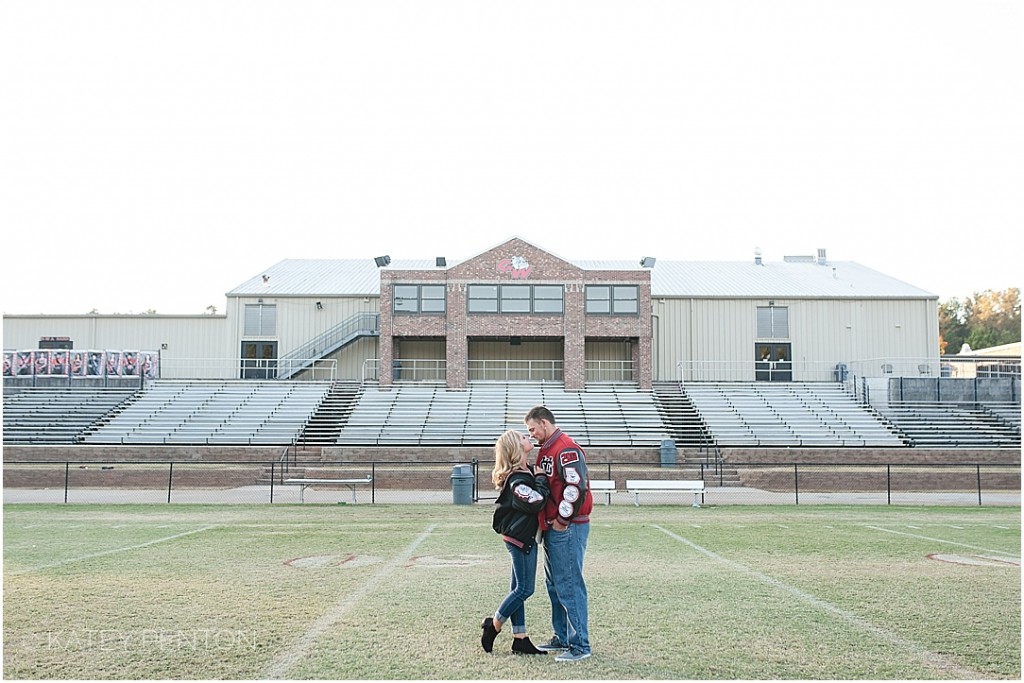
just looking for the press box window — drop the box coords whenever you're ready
[244,304,277,336]
[468,285,498,313]
[394,284,446,313]
[468,284,563,314]
[586,285,638,315]
[757,306,789,338]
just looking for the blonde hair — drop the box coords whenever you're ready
[491,430,526,490]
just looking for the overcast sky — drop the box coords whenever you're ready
[1,1,1021,316]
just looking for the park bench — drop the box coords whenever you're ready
[625,479,706,508]
[284,475,373,503]
[588,479,616,505]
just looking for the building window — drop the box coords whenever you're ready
[468,284,563,314]
[468,285,498,313]
[586,285,639,315]
[756,306,789,338]
[244,303,277,336]
[533,285,564,314]
[394,284,446,314]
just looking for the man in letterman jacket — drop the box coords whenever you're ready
[524,405,593,661]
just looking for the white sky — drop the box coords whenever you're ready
[1,1,1021,316]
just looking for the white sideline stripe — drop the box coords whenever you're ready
[653,525,984,680]
[866,526,1020,560]
[263,523,437,680]
[8,525,218,575]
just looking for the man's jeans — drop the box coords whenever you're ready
[496,540,538,634]
[542,522,590,654]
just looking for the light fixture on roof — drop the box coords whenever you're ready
[374,255,391,268]
[436,257,446,267]
[640,256,656,268]
[262,274,270,284]
[315,301,323,310]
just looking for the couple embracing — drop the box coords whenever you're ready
[479,406,593,663]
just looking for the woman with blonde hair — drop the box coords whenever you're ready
[480,430,549,655]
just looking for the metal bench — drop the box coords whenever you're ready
[625,479,706,507]
[284,475,373,503]
[589,479,616,505]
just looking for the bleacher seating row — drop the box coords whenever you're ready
[878,402,1021,449]
[682,382,908,447]
[3,387,138,445]
[335,382,670,447]
[80,380,332,445]
[3,380,1020,449]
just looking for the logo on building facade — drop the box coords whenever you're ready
[497,256,532,279]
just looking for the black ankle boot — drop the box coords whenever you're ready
[511,636,546,655]
[480,616,499,653]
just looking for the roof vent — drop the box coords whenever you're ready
[817,248,827,265]
[754,247,762,266]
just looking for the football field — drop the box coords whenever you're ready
[3,503,1020,680]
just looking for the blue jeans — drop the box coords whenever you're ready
[495,540,537,635]
[542,522,590,654]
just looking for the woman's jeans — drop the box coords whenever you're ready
[542,522,590,654]
[495,540,538,634]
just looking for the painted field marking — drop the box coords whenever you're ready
[653,525,984,680]
[866,526,1020,560]
[262,523,437,680]
[8,525,218,576]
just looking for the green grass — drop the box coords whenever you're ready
[3,504,1020,680]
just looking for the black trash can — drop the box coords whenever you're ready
[659,438,677,467]
[451,464,474,505]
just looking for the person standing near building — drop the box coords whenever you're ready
[524,405,593,662]
[481,430,548,655]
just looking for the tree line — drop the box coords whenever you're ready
[938,288,1020,355]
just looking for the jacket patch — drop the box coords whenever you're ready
[562,484,580,503]
[563,466,580,485]
[514,483,543,504]
[560,451,579,466]
[558,500,574,518]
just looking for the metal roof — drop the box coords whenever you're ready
[229,257,936,300]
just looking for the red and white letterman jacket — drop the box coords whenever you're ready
[534,428,593,530]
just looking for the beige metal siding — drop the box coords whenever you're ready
[651,297,938,381]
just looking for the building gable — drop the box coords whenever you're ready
[447,236,583,281]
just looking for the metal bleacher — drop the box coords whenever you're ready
[683,382,907,447]
[877,402,1021,449]
[79,380,332,445]
[335,382,672,447]
[3,387,138,444]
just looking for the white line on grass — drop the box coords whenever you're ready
[7,525,218,575]
[866,526,1020,559]
[653,525,985,680]
[262,523,437,680]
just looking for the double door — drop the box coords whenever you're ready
[755,343,791,382]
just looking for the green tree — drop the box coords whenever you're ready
[938,288,1020,354]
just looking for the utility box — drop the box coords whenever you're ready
[451,464,474,505]
[834,363,849,382]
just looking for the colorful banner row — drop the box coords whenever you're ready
[3,350,159,378]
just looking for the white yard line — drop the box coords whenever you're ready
[866,525,1020,560]
[262,523,437,680]
[7,525,218,575]
[653,525,986,680]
